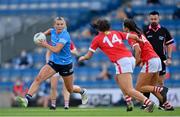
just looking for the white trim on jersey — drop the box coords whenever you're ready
[89,48,96,53]
[126,33,130,40]
[132,43,139,49]
[166,39,174,44]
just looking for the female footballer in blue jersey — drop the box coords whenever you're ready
[17,17,88,107]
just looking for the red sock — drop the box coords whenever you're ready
[163,101,173,109]
[144,98,152,106]
[153,86,163,93]
[125,95,132,105]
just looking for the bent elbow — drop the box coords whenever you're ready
[52,48,61,53]
[54,50,60,53]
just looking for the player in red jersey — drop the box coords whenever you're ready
[79,19,155,112]
[123,19,174,110]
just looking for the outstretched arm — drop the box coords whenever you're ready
[127,33,142,42]
[78,51,94,62]
[71,49,79,56]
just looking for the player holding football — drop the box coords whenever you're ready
[79,19,155,112]
[122,19,174,110]
[16,17,88,108]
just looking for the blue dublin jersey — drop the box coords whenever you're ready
[49,28,72,65]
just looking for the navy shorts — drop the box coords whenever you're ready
[48,61,73,76]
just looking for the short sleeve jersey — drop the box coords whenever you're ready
[128,32,158,62]
[89,30,132,62]
[49,28,72,65]
[143,24,174,60]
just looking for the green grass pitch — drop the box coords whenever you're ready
[0,107,180,117]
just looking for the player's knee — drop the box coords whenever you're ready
[35,75,43,84]
[51,86,56,92]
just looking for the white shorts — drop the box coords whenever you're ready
[53,73,59,77]
[114,57,135,74]
[141,57,162,73]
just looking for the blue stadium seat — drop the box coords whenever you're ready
[0,82,13,92]
[132,5,176,14]
[172,52,180,59]
[0,69,10,80]
[160,20,180,29]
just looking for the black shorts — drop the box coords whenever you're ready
[159,59,166,76]
[48,61,73,76]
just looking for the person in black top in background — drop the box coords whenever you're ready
[143,11,174,111]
